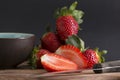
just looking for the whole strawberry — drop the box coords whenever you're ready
[36,49,50,68]
[55,1,84,41]
[41,32,61,52]
[56,15,79,41]
[83,48,107,68]
[29,47,51,69]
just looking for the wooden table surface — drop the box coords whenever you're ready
[0,69,119,80]
[0,62,119,80]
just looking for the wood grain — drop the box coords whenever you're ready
[0,69,119,80]
[0,62,119,80]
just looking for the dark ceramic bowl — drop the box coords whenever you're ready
[0,32,35,69]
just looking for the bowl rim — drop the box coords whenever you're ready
[0,32,35,39]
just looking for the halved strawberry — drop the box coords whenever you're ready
[55,45,87,69]
[41,53,78,72]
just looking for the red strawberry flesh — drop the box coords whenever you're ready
[56,45,87,69]
[41,53,78,72]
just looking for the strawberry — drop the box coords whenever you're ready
[55,45,87,69]
[41,32,61,52]
[37,49,50,58]
[83,49,99,68]
[56,15,79,41]
[41,53,78,72]
[83,48,107,68]
[36,49,50,68]
[55,1,84,41]
[29,46,51,69]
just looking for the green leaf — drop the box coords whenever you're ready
[101,56,105,63]
[100,50,108,55]
[60,7,69,16]
[73,10,84,19]
[72,10,84,24]
[94,48,107,63]
[69,1,78,11]
[65,35,85,52]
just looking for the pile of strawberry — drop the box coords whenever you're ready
[29,1,107,72]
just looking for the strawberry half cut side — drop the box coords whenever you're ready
[41,53,78,72]
[56,45,88,69]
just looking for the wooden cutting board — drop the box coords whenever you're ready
[0,62,119,80]
[0,69,119,80]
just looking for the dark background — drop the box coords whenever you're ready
[0,0,120,61]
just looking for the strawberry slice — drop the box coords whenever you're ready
[41,53,78,72]
[55,45,88,69]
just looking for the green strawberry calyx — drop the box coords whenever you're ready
[65,35,85,52]
[28,46,39,69]
[94,48,107,63]
[55,1,84,24]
